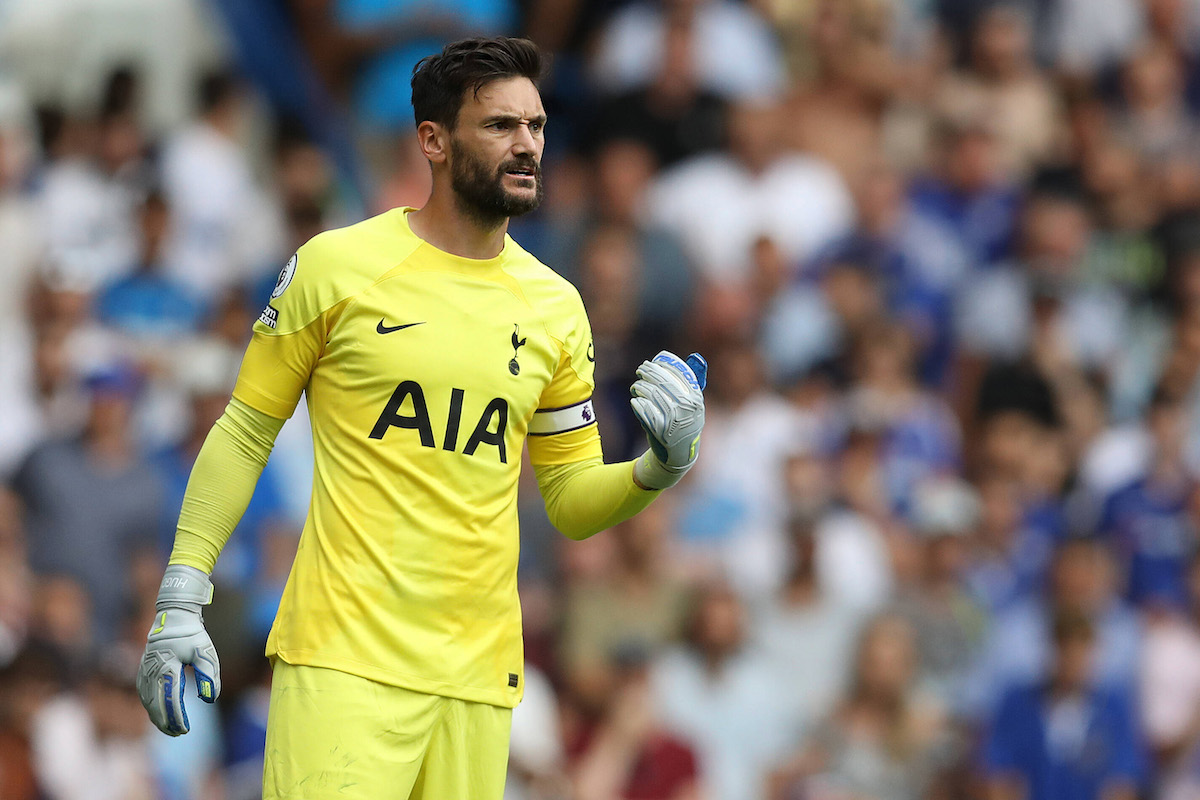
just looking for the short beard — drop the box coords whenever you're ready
[449,138,543,228]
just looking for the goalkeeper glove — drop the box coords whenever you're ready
[630,350,707,490]
[136,564,221,736]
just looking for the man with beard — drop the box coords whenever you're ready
[134,37,707,800]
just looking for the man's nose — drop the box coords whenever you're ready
[512,123,537,154]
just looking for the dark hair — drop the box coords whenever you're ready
[101,65,139,119]
[411,37,544,130]
[1149,381,1185,412]
[198,70,238,116]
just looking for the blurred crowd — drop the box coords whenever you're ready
[2,0,1200,799]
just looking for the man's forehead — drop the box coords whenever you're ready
[462,77,544,119]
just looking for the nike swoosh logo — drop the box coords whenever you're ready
[377,320,425,334]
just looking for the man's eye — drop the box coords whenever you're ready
[530,122,543,133]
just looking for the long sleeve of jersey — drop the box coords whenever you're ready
[534,458,660,541]
[167,398,285,573]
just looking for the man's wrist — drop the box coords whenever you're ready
[156,564,214,610]
[632,450,691,491]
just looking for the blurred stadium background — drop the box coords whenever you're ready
[1,0,1200,798]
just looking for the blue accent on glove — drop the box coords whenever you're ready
[685,353,708,390]
[163,671,189,734]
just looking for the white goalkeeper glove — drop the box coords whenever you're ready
[136,564,221,736]
[630,350,707,490]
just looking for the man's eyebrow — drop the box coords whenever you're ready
[482,113,548,125]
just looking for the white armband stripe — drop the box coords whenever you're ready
[528,399,597,436]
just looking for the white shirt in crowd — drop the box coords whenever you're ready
[652,645,795,800]
[591,0,786,100]
[160,121,281,300]
[38,158,138,290]
[682,392,821,596]
[31,695,156,800]
[647,152,854,287]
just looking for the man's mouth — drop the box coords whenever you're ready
[505,165,537,178]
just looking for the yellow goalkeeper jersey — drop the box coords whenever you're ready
[233,207,601,708]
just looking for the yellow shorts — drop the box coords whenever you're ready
[262,659,513,800]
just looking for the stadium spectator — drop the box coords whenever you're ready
[559,503,691,698]
[957,186,1129,371]
[28,575,91,679]
[893,477,988,709]
[1114,40,1199,164]
[843,320,962,511]
[30,645,158,800]
[160,70,281,301]
[36,104,139,293]
[763,162,966,386]
[909,116,1021,270]
[812,424,897,612]
[674,338,820,594]
[650,581,793,800]
[778,0,909,184]
[963,471,1056,614]
[753,505,865,730]
[571,646,700,800]
[9,364,162,639]
[546,140,696,360]
[981,611,1145,800]
[767,613,953,800]
[95,190,205,341]
[964,538,1143,719]
[591,0,786,101]
[646,98,854,289]
[935,5,1065,177]
[584,18,726,168]
[1099,384,1199,610]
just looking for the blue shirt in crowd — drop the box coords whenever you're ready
[983,682,1145,800]
[336,0,515,129]
[908,177,1021,269]
[1100,476,1196,610]
[97,270,206,337]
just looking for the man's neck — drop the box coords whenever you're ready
[408,191,509,260]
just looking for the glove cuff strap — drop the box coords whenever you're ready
[156,564,214,608]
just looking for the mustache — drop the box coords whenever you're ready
[498,157,540,174]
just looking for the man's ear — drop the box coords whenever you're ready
[416,120,449,165]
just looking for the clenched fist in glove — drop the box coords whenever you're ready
[630,350,707,490]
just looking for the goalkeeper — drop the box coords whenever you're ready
[136,36,706,800]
